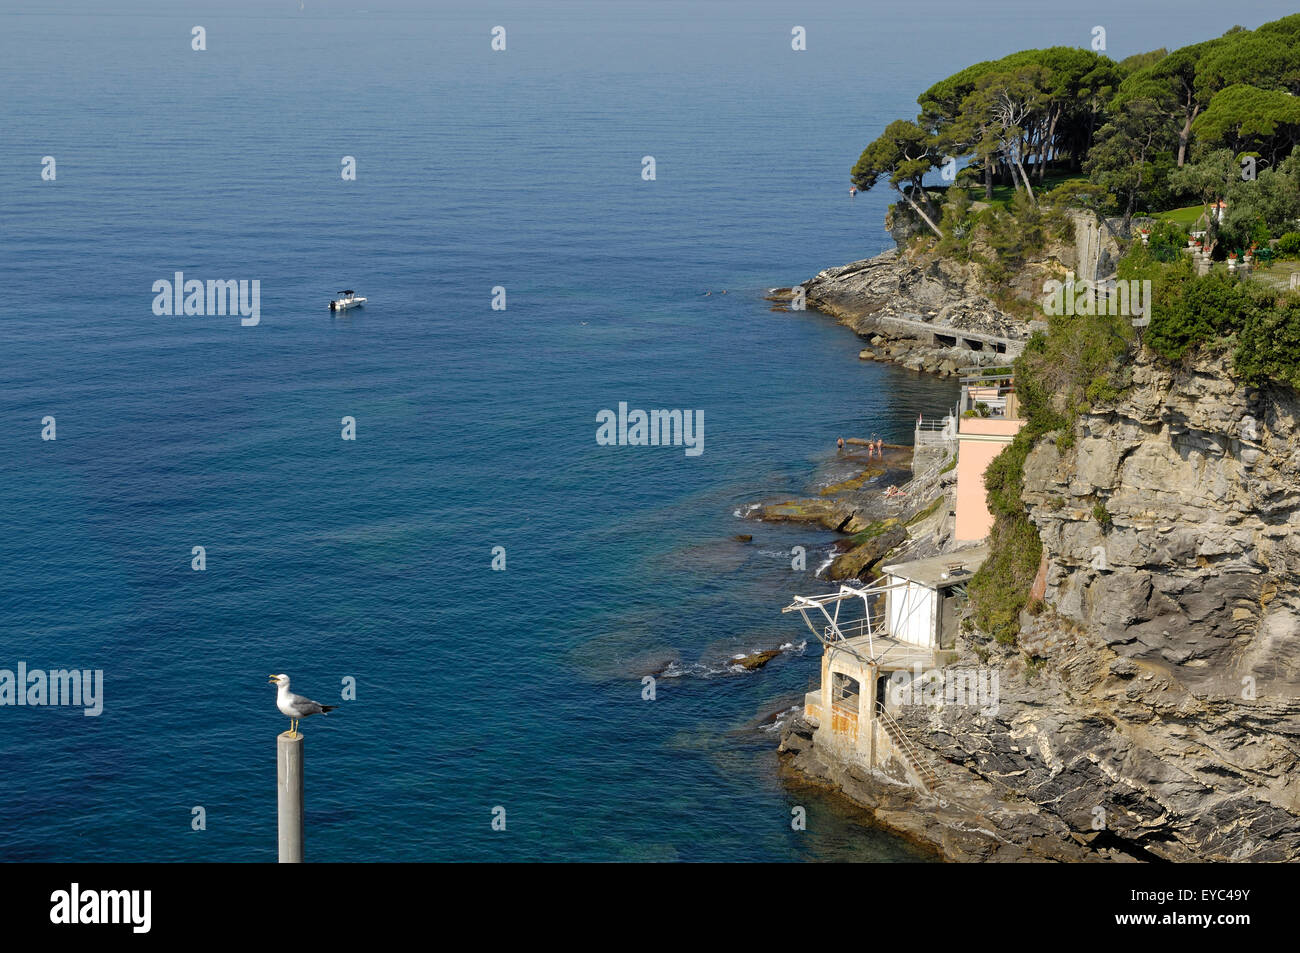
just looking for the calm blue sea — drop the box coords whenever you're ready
[0,0,1281,861]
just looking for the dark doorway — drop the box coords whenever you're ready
[875,674,890,711]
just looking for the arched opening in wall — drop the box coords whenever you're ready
[830,672,860,715]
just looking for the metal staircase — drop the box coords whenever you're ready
[875,703,940,792]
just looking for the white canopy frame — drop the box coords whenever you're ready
[783,576,940,666]
[783,581,900,664]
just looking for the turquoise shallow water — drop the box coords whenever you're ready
[0,0,1280,861]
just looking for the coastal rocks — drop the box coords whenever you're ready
[730,649,782,671]
[779,249,1035,377]
[624,650,683,679]
[658,641,806,680]
[752,453,914,535]
[768,216,1300,860]
[923,614,1297,861]
[757,496,864,533]
[777,711,816,756]
[819,465,886,496]
[781,607,1298,862]
[719,640,804,674]
[827,523,907,581]
[885,202,929,247]
[770,209,1125,379]
[777,713,1103,862]
[749,445,953,583]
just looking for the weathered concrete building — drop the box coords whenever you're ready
[785,545,988,791]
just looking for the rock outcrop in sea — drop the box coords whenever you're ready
[744,440,959,584]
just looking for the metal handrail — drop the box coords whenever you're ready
[875,702,940,791]
[958,364,1015,379]
[825,618,877,641]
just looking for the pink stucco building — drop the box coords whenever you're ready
[953,369,1025,542]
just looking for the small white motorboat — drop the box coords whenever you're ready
[329,289,366,311]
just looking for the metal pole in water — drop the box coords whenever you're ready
[277,731,304,863]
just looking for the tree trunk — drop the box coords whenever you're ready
[1123,183,1138,231]
[1124,137,1154,230]
[893,182,943,238]
[984,159,993,200]
[1176,102,1200,168]
[1015,160,1036,203]
[1040,110,1059,182]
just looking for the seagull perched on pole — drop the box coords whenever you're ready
[268,674,337,737]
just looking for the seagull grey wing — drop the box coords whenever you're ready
[290,694,327,715]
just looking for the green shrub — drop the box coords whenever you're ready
[1146,272,1268,362]
[1143,218,1190,261]
[1276,232,1300,258]
[1251,219,1273,250]
[936,190,976,260]
[1122,234,1300,390]
[969,511,1042,644]
[1235,294,1300,391]
[983,191,1048,272]
[1042,180,1111,213]
[1118,234,1195,285]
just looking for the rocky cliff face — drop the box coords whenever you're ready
[1007,348,1300,859]
[1025,349,1300,696]
[779,303,1300,862]
[882,606,1300,861]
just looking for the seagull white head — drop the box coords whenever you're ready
[268,673,289,689]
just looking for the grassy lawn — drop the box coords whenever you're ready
[927,169,1090,211]
[1154,204,1205,229]
[959,171,1088,210]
